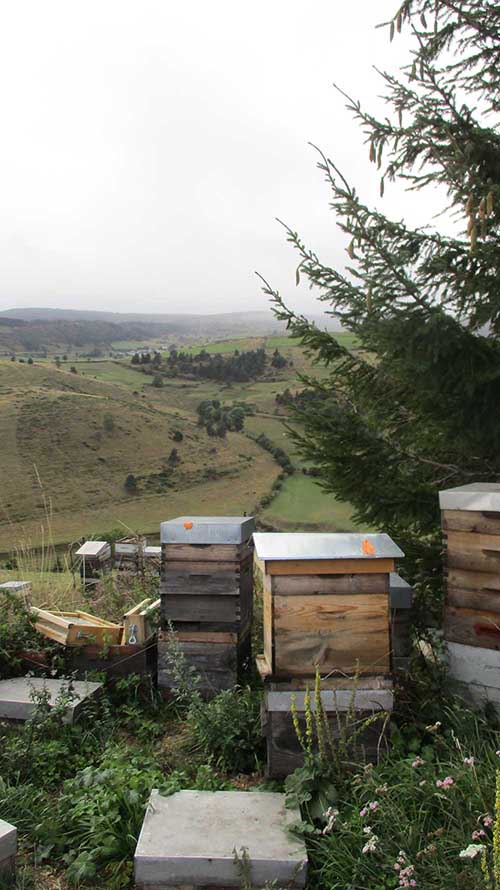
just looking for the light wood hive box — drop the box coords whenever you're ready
[158,516,255,697]
[254,532,404,679]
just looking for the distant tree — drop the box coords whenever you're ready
[227,407,245,431]
[124,474,138,493]
[131,353,140,365]
[173,430,184,442]
[27,357,33,365]
[54,356,61,368]
[62,354,68,361]
[10,355,15,361]
[271,349,287,369]
[18,359,25,363]
[70,366,78,374]
[152,374,164,388]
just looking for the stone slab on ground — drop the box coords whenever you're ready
[134,790,307,889]
[0,581,31,594]
[0,677,102,723]
[0,818,17,878]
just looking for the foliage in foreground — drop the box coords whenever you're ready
[285,686,500,890]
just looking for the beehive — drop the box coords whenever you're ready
[254,532,403,678]
[254,532,404,778]
[440,483,500,710]
[158,516,254,696]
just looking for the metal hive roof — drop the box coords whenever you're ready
[161,516,255,545]
[252,532,403,561]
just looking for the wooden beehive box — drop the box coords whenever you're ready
[254,533,403,678]
[440,483,500,652]
[261,677,393,778]
[31,608,123,647]
[158,516,255,696]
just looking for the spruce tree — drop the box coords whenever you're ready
[260,0,500,582]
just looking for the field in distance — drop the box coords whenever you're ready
[0,332,361,555]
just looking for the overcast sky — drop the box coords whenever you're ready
[0,0,432,317]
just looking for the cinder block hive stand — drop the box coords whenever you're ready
[158,516,255,697]
[0,819,17,880]
[440,482,500,711]
[134,790,307,890]
[253,532,405,777]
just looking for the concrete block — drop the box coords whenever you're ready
[0,581,31,594]
[0,677,102,723]
[0,819,17,878]
[447,641,500,715]
[134,790,307,889]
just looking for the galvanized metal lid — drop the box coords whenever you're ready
[75,541,110,558]
[161,516,255,545]
[439,482,500,512]
[389,573,413,609]
[252,532,403,561]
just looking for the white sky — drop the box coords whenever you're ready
[0,0,432,316]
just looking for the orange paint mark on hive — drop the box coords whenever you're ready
[362,539,376,556]
[184,521,193,530]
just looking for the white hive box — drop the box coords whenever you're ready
[134,790,307,889]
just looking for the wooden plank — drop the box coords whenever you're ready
[270,573,388,595]
[266,688,394,712]
[256,653,272,681]
[442,510,500,535]
[448,587,500,614]
[445,606,500,650]
[158,640,238,670]
[162,559,251,575]
[447,567,500,593]
[268,676,393,691]
[446,530,500,553]
[266,558,395,576]
[263,573,274,671]
[160,572,243,596]
[161,594,240,625]
[264,710,388,779]
[175,631,238,644]
[273,594,390,675]
[163,543,253,562]
[446,547,500,573]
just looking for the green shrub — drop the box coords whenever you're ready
[187,687,264,774]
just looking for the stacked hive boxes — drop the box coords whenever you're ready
[440,483,500,712]
[254,532,404,778]
[158,516,255,698]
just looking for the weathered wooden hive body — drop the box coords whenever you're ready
[158,516,255,697]
[440,483,500,712]
[254,532,404,777]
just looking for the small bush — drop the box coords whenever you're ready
[187,687,264,774]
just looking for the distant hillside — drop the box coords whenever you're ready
[0,306,343,335]
[0,318,171,353]
[0,359,278,550]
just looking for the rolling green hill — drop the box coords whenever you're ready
[0,333,362,554]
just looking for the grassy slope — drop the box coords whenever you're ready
[0,360,277,551]
[0,332,362,551]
